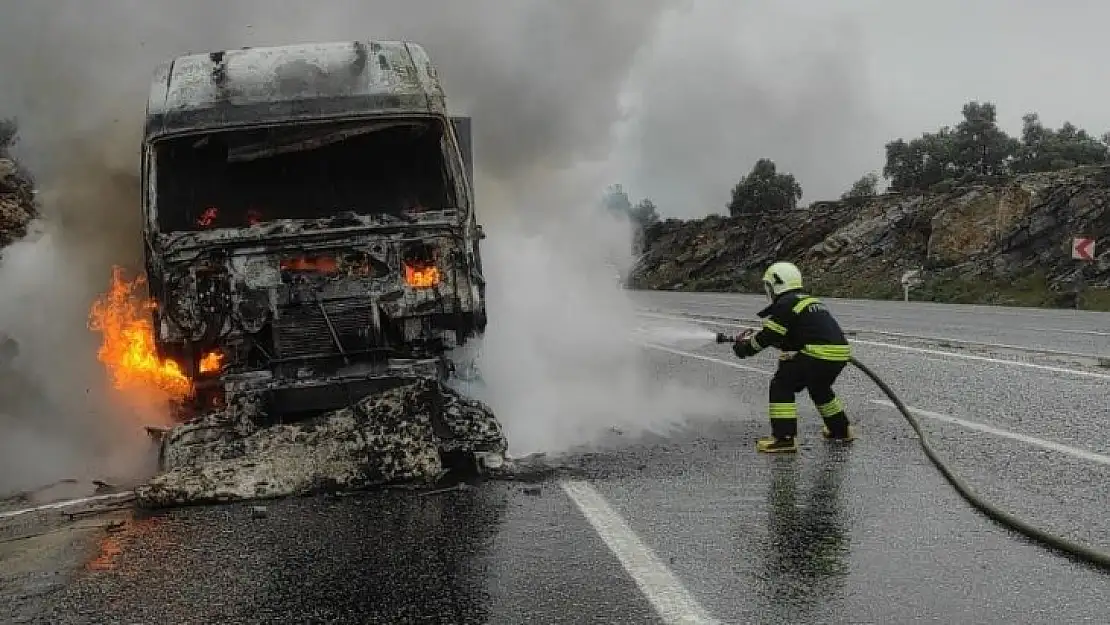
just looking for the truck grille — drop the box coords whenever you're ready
[272,300,376,358]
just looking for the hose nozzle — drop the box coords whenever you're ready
[716,329,753,343]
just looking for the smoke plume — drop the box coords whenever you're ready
[0,0,745,493]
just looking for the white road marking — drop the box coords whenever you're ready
[634,310,1110,380]
[1021,326,1110,337]
[870,400,1110,466]
[560,480,723,625]
[0,491,136,521]
[847,338,1110,380]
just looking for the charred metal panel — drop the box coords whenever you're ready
[152,226,483,384]
[451,115,473,188]
[141,40,485,420]
[146,40,446,138]
[156,213,462,254]
[273,300,377,358]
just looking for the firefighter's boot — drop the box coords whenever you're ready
[757,435,798,453]
[819,401,855,442]
[758,409,798,453]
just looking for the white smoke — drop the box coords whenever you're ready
[458,161,738,457]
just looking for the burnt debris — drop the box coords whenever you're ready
[135,376,507,507]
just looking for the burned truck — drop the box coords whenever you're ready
[141,41,486,421]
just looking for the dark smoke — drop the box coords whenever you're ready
[0,0,687,492]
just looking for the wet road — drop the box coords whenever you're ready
[13,293,1110,624]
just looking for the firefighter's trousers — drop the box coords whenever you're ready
[767,353,849,438]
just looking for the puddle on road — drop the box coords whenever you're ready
[83,515,165,573]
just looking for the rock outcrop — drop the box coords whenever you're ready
[135,377,508,507]
[630,166,1110,307]
[0,156,37,248]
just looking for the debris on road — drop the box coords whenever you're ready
[91,481,116,494]
[134,377,507,508]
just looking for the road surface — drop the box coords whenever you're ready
[5,292,1110,624]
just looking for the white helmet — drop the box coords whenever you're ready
[762,261,803,300]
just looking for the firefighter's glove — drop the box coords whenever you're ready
[732,339,757,359]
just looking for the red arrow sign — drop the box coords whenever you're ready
[1072,237,1095,261]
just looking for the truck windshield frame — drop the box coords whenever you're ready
[149,117,462,234]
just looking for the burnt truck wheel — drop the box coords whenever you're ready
[437,448,507,480]
[474,451,505,471]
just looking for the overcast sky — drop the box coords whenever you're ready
[614,0,1110,216]
[1,0,1108,219]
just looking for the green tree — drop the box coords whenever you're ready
[841,172,880,200]
[727,158,803,216]
[951,101,1019,176]
[882,101,1110,192]
[628,198,660,255]
[0,118,17,156]
[602,183,633,217]
[883,101,1021,190]
[602,185,662,254]
[1012,113,1109,172]
[883,127,960,191]
[629,198,660,228]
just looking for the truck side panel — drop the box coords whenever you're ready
[451,115,473,189]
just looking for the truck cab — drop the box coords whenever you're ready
[141,41,485,419]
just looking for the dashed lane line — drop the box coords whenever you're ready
[560,479,724,625]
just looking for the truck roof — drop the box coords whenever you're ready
[145,40,448,139]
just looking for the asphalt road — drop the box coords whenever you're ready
[8,293,1110,624]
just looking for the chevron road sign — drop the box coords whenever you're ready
[1072,237,1095,261]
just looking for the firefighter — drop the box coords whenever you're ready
[731,261,855,453]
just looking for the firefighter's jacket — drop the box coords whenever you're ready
[734,290,851,362]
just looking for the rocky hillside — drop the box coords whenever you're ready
[0,155,37,248]
[629,166,1110,309]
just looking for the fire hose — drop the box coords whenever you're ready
[715,331,1110,571]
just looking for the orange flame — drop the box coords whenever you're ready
[404,263,441,288]
[196,206,218,227]
[87,266,192,400]
[281,255,339,274]
[198,350,224,374]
